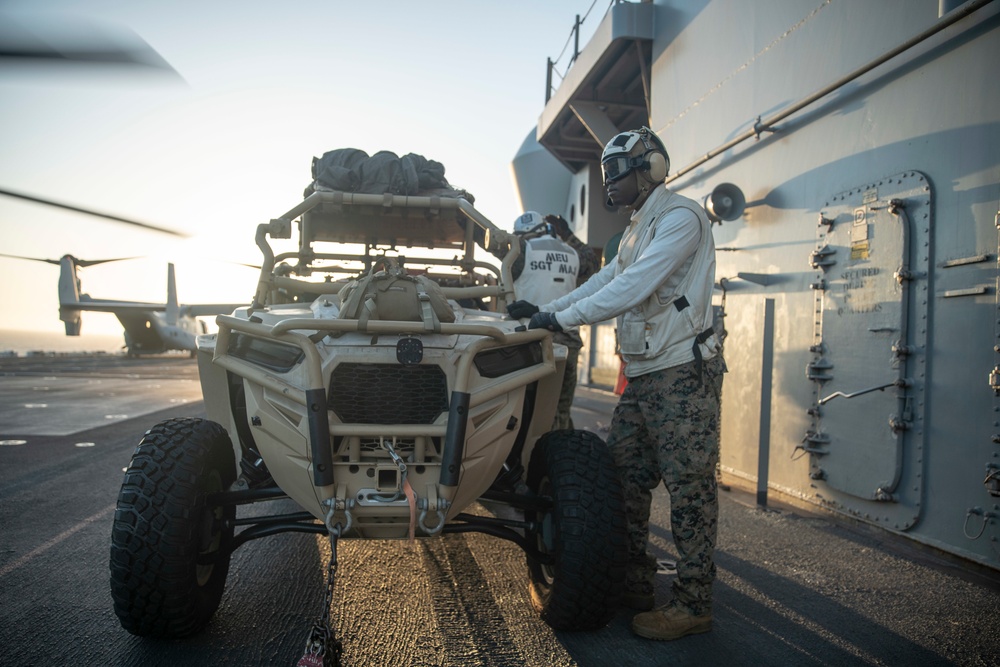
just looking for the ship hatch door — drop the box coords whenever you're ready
[808,172,930,529]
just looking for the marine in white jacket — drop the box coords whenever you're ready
[527,127,725,642]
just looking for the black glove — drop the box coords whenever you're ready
[507,300,539,319]
[528,311,562,332]
[544,214,570,240]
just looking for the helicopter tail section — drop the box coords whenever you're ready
[165,263,179,326]
[58,255,83,335]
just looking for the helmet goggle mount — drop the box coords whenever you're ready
[601,155,644,184]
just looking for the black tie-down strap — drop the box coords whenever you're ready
[692,327,715,386]
[674,294,714,386]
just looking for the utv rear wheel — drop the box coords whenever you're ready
[109,418,236,637]
[525,429,627,630]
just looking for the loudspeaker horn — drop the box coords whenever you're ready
[704,183,746,222]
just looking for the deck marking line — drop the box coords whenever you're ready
[0,503,115,578]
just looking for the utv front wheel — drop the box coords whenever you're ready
[525,429,627,630]
[109,418,237,637]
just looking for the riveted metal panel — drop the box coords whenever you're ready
[807,171,931,530]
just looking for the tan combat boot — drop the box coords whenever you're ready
[631,605,712,640]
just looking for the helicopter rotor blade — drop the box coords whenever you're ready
[74,256,143,268]
[0,252,60,266]
[0,188,189,237]
[0,14,181,76]
[0,45,174,71]
[0,252,142,267]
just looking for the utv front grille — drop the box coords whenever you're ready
[328,363,449,424]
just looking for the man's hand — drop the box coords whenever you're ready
[507,300,539,319]
[528,312,562,332]
[544,214,571,240]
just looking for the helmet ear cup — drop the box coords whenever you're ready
[646,151,667,182]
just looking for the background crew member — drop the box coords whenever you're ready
[499,210,597,430]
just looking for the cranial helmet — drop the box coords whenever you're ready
[513,210,545,234]
[600,127,670,185]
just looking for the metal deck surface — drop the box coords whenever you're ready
[0,355,997,666]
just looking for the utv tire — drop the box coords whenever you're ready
[525,429,627,630]
[110,418,237,638]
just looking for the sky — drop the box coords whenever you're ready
[0,0,604,339]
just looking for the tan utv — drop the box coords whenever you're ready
[108,186,626,645]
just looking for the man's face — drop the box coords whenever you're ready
[606,170,640,208]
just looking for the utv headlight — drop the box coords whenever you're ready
[227,333,304,372]
[473,342,543,379]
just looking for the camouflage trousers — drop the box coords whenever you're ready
[552,345,579,431]
[607,354,725,616]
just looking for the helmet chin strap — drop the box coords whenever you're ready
[628,173,656,210]
[624,194,644,211]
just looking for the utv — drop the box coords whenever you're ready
[108,181,627,650]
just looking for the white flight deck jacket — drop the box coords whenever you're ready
[541,185,720,378]
[513,235,581,307]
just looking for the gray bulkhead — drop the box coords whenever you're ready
[520,0,1000,570]
[655,0,1000,568]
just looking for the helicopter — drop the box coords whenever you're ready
[0,252,246,357]
[0,10,221,356]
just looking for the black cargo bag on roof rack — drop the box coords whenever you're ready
[309,149,450,195]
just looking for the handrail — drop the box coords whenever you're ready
[267,316,550,345]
